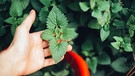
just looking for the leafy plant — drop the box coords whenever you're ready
[41,6,78,63]
[0,0,135,76]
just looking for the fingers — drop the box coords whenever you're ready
[43,48,51,57]
[67,45,72,52]
[20,10,36,31]
[44,56,64,67]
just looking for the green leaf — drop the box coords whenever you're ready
[49,39,68,63]
[10,0,29,16]
[41,29,54,41]
[91,9,102,19]
[100,28,110,41]
[86,57,97,73]
[79,2,90,12]
[28,71,43,76]
[111,57,129,73]
[47,6,68,28]
[123,43,133,52]
[97,52,111,65]
[81,38,93,52]
[111,42,121,50]
[127,15,135,26]
[122,8,129,16]
[5,17,16,25]
[11,24,17,36]
[88,20,101,29]
[111,3,122,13]
[97,1,110,12]
[44,72,51,76]
[39,7,49,23]
[113,36,123,42]
[51,69,69,76]
[40,0,51,7]
[68,2,80,11]
[61,28,78,40]
[113,19,125,28]
[20,0,30,10]
[90,0,97,9]
[30,0,42,12]
[98,12,110,26]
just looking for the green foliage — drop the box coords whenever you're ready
[111,57,129,73]
[0,0,135,76]
[41,6,78,63]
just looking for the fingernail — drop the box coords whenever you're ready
[29,9,34,14]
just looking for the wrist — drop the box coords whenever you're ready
[0,47,20,76]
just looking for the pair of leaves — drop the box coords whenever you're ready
[41,6,78,63]
[86,57,97,73]
[111,36,133,52]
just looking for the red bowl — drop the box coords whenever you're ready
[64,51,90,76]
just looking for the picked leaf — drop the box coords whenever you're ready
[41,5,78,63]
[41,29,54,41]
[46,6,68,28]
[61,28,78,40]
[49,39,68,63]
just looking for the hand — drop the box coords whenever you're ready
[0,10,72,76]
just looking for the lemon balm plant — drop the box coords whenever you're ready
[0,0,135,76]
[41,6,78,63]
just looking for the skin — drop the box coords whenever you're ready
[0,10,72,76]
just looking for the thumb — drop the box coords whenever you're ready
[20,10,36,31]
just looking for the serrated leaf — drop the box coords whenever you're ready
[86,57,97,73]
[40,0,51,7]
[88,20,101,29]
[111,3,122,13]
[20,0,29,10]
[49,39,68,63]
[97,52,111,65]
[47,6,68,28]
[111,42,121,50]
[10,0,29,17]
[41,29,54,41]
[100,28,110,41]
[61,28,78,40]
[5,17,16,25]
[79,2,90,12]
[39,7,49,23]
[10,0,23,16]
[111,57,129,73]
